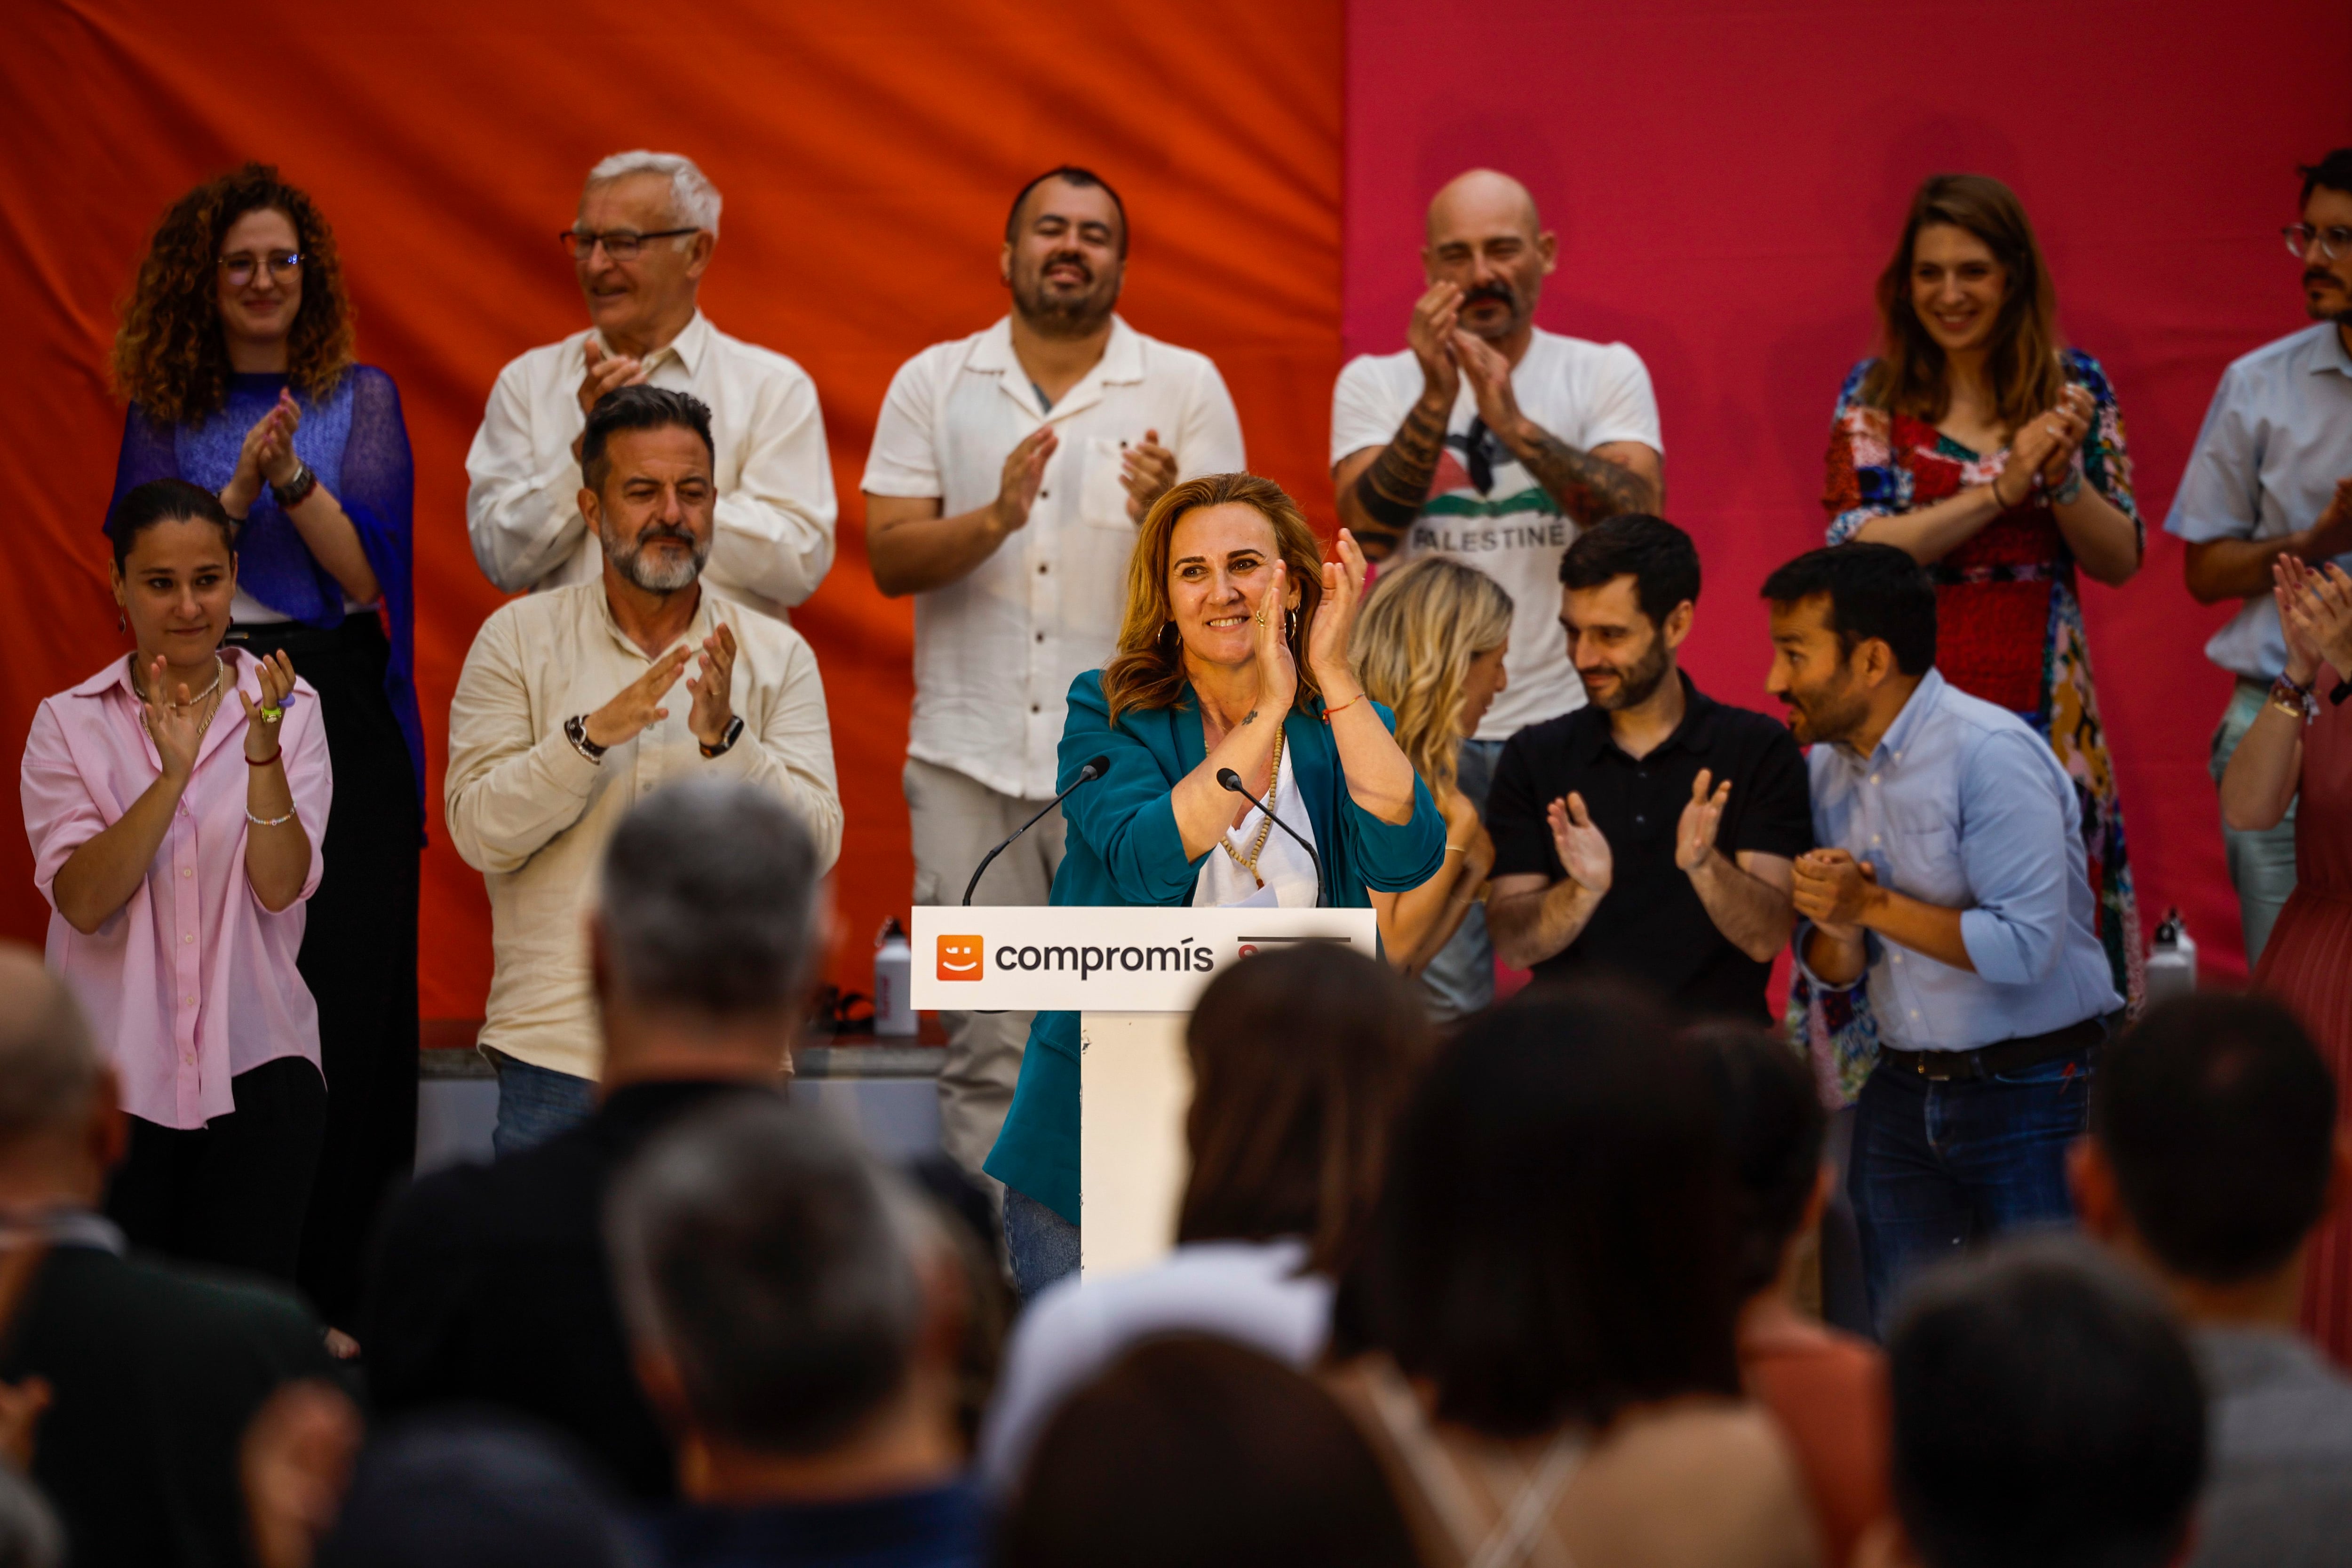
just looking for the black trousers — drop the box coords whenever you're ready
[228,615,422,1325]
[105,1055,328,1282]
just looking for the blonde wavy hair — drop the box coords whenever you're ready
[1101,473,1327,727]
[1350,556,1512,796]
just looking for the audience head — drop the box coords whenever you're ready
[998,1336,1420,1568]
[571,149,718,348]
[1690,1021,1828,1303]
[1422,169,1554,344]
[1559,514,1700,713]
[1350,555,1512,797]
[1177,945,1433,1275]
[314,1410,634,1568]
[1337,983,1742,1437]
[1103,473,1327,724]
[1762,542,1937,747]
[0,1465,60,1568]
[113,161,354,425]
[578,384,717,595]
[2295,148,2352,324]
[1002,166,1127,337]
[0,945,121,1200]
[1865,172,2065,430]
[1875,1239,2204,1568]
[608,1097,958,1486]
[2076,991,2345,1306]
[105,479,240,667]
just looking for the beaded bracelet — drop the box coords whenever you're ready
[246,807,298,828]
[2269,675,2315,721]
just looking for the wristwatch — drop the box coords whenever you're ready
[564,715,608,762]
[699,715,745,759]
[271,459,318,510]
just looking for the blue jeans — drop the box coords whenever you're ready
[1849,1047,2093,1331]
[1003,1187,1080,1300]
[489,1052,597,1159]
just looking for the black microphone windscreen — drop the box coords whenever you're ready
[1216,768,1245,792]
[1081,755,1111,779]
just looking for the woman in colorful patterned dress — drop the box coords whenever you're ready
[1821,173,2145,1022]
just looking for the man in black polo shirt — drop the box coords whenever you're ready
[1486,515,1811,1021]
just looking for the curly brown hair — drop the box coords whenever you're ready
[112,163,356,424]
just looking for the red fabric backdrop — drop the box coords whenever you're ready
[0,0,1343,1021]
[1346,0,2352,984]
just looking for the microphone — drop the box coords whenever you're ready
[1216,767,1326,907]
[962,756,1111,906]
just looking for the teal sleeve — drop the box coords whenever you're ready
[1056,674,1201,905]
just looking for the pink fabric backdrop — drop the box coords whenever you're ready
[1345,0,2352,984]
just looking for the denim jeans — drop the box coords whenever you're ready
[1003,1186,1081,1300]
[489,1052,597,1159]
[2211,681,2299,965]
[1849,1047,2093,1330]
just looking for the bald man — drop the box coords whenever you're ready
[1331,169,1662,1012]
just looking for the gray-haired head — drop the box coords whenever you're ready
[584,150,721,241]
[596,780,821,1019]
[607,1096,928,1455]
[0,947,102,1148]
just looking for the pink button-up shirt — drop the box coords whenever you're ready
[21,650,330,1129]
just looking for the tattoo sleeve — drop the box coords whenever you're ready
[1509,425,1653,526]
[1351,400,1449,535]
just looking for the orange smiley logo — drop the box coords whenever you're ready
[937,936,984,981]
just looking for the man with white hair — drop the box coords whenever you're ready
[467,150,837,620]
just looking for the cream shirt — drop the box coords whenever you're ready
[861,315,1245,801]
[445,582,842,1079]
[465,311,838,621]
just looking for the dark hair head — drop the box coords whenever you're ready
[998,1337,1419,1568]
[1336,982,1741,1437]
[1690,1022,1827,1299]
[1887,1238,2204,1568]
[1760,541,1938,677]
[2094,991,2338,1284]
[1005,165,1129,258]
[105,478,238,573]
[113,162,356,425]
[607,1097,927,1457]
[580,383,715,494]
[2300,149,2352,207]
[317,1409,632,1568]
[1177,945,1433,1274]
[1559,513,1701,626]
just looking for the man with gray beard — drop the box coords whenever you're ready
[447,386,842,1153]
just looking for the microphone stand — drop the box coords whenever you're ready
[1216,767,1326,907]
[962,758,1109,906]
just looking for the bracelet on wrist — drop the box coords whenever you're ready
[2267,675,2314,721]
[245,807,297,828]
[1320,692,1367,723]
[245,747,282,767]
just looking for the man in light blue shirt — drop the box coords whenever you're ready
[1764,543,2122,1323]
[2166,147,2352,964]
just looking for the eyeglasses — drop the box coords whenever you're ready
[2283,224,2352,263]
[559,228,698,262]
[218,251,302,286]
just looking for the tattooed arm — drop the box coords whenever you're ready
[1454,330,1661,524]
[1334,282,1467,561]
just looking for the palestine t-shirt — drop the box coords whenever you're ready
[1331,326,1662,740]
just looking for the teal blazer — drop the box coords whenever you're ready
[981,669,1447,1223]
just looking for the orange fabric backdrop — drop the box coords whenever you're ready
[0,0,1344,1019]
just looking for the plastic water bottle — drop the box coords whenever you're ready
[873,917,916,1036]
[2145,908,2197,1007]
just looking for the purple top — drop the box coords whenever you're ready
[108,367,423,818]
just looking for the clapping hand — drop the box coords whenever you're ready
[140,655,212,783]
[1675,768,1731,874]
[1121,429,1179,523]
[685,621,739,749]
[2278,554,2352,685]
[993,427,1059,535]
[1305,529,1370,691]
[1252,558,1299,713]
[1406,282,1463,406]
[569,341,651,461]
[1451,329,1523,440]
[239,650,298,763]
[1791,848,1879,935]
[584,645,691,749]
[2035,384,2095,490]
[1547,792,1612,895]
[224,390,302,515]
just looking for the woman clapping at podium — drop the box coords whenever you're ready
[982,473,1447,1299]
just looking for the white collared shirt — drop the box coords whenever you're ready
[444,582,842,1080]
[465,311,838,621]
[862,315,1246,801]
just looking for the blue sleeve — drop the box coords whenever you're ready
[2165,360,2261,543]
[342,368,427,815]
[1054,675,1202,906]
[1954,729,2076,984]
[1347,700,1446,892]
[107,405,181,526]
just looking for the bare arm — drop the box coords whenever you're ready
[1689,850,1795,963]
[1793,850,1974,973]
[866,427,1057,597]
[51,776,183,937]
[1502,428,1659,526]
[1373,792,1490,968]
[1485,792,1613,969]
[1313,533,1416,825]
[2184,478,2352,602]
[2219,692,2305,832]
[2226,555,2352,831]
[239,652,312,912]
[1851,485,2008,564]
[1335,397,1450,562]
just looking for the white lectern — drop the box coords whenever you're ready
[909,906,1378,1274]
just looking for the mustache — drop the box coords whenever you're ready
[631,524,699,549]
[2311,270,2345,287]
[1040,251,1094,283]
[1462,282,1515,309]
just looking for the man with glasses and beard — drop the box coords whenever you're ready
[1483,516,1811,1022]
[2167,148,2352,967]
[1331,169,1664,1013]
[447,387,842,1153]
[861,166,1244,1192]
[467,150,837,623]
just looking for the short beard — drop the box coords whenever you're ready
[1787,669,1871,748]
[1588,639,1672,712]
[1012,262,1118,340]
[601,519,708,593]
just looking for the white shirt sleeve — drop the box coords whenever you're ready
[1330,354,1408,468]
[466,351,588,593]
[860,349,947,499]
[1581,343,1664,455]
[706,358,838,610]
[1174,353,1247,477]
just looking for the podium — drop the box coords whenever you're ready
[910,906,1378,1274]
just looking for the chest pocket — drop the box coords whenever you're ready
[1884,812,1968,907]
[1080,436,1136,529]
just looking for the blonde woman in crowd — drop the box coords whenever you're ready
[1351,556,1512,1017]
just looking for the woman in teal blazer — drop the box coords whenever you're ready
[985,473,1447,1295]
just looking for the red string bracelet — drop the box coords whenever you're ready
[246,747,282,767]
[1321,693,1366,724]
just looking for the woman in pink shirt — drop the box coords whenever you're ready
[21,478,330,1282]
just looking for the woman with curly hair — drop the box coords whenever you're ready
[1349,555,1512,1017]
[108,162,419,1332]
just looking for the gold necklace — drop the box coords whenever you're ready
[1219,724,1285,888]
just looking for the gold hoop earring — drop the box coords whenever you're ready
[1286,607,1298,641]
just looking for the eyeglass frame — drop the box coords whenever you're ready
[217,251,303,285]
[559,227,700,262]
[2282,223,2352,263]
